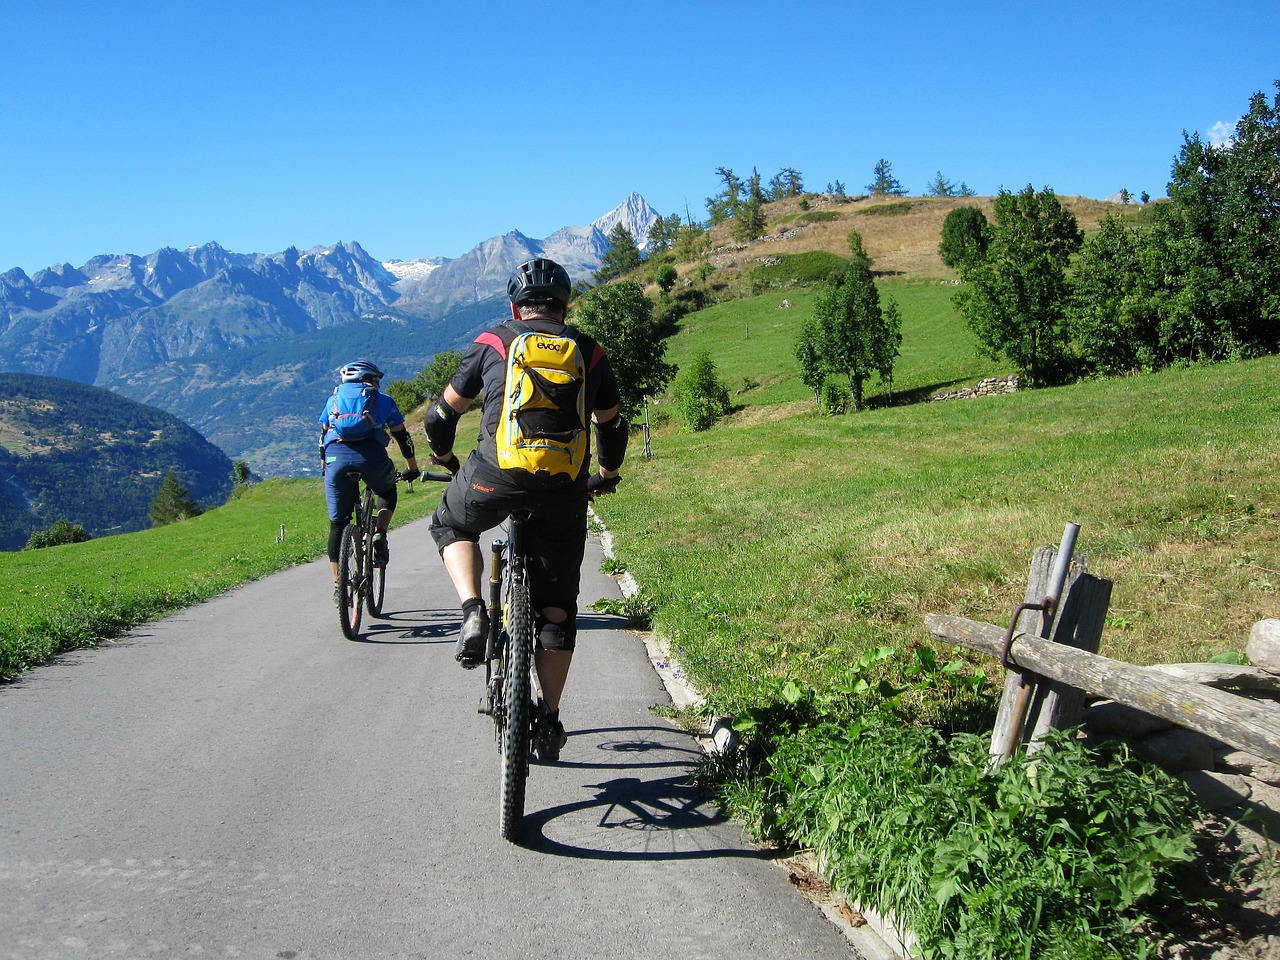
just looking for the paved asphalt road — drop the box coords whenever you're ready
[1,515,877,959]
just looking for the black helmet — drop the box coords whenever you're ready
[340,359,384,383]
[507,258,572,308]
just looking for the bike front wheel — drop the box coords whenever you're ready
[338,523,364,640]
[499,577,533,842]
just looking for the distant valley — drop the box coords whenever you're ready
[0,374,233,549]
[0,194,657,475]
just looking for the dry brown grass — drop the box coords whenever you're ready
[689,192,1141,286]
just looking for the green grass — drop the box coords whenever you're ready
[666,281,1004,411]
[0,477,443,678]
[599,354,1280,710]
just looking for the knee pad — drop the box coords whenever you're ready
[536,616,576,652]
[375,486,398,513]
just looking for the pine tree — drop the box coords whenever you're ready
[867,159,908,197]
[149,470,203,527]
[593,223,644,284]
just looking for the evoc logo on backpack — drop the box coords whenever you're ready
[495,325,587,484]
[328,381,379,441]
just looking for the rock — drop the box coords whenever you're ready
[1082,700,1176,738]
[1246,619,1280,675]
[1137,728,1217,772]
[1248,778,1280,818]
[1215,749,1280,786]
[1181,770,1252,810]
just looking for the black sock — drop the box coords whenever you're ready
[462,597,485,617]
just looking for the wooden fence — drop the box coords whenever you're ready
[925,526,1280,765]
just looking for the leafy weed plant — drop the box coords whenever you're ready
[699,650,1200,959]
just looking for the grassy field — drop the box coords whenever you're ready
[599,344,1279,711]
[0,474,443,678]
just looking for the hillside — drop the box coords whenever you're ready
[0,374,233,549]
[696,192,1144,284]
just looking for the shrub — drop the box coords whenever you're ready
[821,381,851,415]
[674,350,731,431]
[749,251,847,292]
[24,519,93,550]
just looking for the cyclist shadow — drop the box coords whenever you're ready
[356,608,459,645]
[519,724,771,862]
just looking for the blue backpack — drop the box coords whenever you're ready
[328,381,379,441]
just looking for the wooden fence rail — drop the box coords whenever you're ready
[925,610,1280,764]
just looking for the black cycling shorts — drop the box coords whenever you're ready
[429,456,589,612]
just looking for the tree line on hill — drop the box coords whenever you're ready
[944,82,1279,386]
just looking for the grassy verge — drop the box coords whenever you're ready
[593,354,1278,958]
[0,476,443,679]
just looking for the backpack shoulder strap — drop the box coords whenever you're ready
[563,324,606,372]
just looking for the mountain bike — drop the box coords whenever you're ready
[336,469,423,640]
[427,469,610,843]
[476,508,548,843]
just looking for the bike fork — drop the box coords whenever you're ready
[479,539,507,717]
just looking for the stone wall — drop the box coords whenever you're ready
[931,375,1022,401]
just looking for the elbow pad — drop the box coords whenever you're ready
[395,429,416,461]
[595,413,628,471]
[423,399,461,455]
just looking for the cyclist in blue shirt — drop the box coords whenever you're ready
[318,359,420,599]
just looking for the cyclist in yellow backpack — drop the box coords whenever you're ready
[424,258,627,760]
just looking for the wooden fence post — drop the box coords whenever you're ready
[1021,572,1112,750]
[990,547,1064,764]
[989,532,1111,764]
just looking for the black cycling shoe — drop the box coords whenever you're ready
[455,604,488,669]
[534,705,567,762]
[372,534,389,568]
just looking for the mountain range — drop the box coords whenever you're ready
[0,194,659,475]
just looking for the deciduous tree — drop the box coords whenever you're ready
[674,349,731,431]
[1142,81,1280,363]
[939,206,990,269]
[954,185,1082,384]
[572,280,675,420]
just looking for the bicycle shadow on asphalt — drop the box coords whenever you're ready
[517,723,772,861]
[352,607,460,645]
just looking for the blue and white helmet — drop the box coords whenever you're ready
[339,359,383,383]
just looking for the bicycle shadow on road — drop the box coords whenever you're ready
[518,723,772,862]
[353,608,460,645]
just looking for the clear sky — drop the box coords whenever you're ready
[2,0,1276,275]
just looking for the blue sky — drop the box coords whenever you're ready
[2,0,1276,275]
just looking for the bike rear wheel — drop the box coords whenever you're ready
[337,523,364,640]
[499,577,533,842]
[365,514,386,618]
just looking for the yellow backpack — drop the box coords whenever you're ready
[494,323,588,484]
